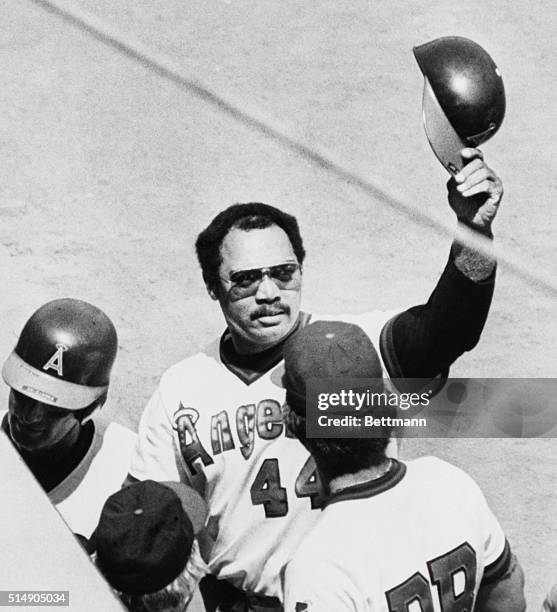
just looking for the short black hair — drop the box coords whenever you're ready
[285,410,391,481]
[302,437,391,481]
[195,203,306,295]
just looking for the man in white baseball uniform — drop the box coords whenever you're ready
[281,319,526,612]
[128,150,504,609]
[1,298,136,540]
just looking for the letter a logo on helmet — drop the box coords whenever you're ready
[43,343,69,376]
[413,36,506,175]
[2,298,118,410]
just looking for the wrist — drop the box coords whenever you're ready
[457,217,494,239]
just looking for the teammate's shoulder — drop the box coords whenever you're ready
[408,455,460,472]
[160,337,222,381]
[92,416,137,444]
[407,456,480,489]
[105,420,137,440]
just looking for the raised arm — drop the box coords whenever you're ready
[380,148,503,383]
[450,147,503,281]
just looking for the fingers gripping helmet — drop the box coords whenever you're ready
[2,299,118,410]
[413,36,506,174]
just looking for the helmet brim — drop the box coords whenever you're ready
[422,77,466,176]
[2,351,108,410]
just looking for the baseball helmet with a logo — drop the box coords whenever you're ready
[2,298,118,410]
[413,36,506,174]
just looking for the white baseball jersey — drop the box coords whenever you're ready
[50,417,137,538]
[129,310,397,599]
[283,456,510,612]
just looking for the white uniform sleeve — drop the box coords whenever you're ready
[283,557,360,612]
[474,484,507,569]
[454,464,509,581]
[128,385,181,483]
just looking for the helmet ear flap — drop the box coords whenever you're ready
[413,36,506,173]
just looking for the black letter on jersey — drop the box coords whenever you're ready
[385,572,434,612]
[236,404,256,460]
[385,543,476,612]
[175,409,214,475]
[211,410,235,455]
[428,543,476,612]
[256,399,283,440]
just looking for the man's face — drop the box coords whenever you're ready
[215,225,303,353]
[7,389,81,454]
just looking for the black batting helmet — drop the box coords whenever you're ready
[413,36,506,174]
[2,298,118,410]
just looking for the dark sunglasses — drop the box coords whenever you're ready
[223,263,301,298]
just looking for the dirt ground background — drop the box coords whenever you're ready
[1,0,556,607]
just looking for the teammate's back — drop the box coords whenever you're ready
[282,321,525,612]
[284,456,509,612]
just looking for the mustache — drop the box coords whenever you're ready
[251,304,290,320]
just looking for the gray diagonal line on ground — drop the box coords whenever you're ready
[27,0,557,298]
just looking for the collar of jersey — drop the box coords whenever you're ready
[323,459,407,508]
[219,311,312,385]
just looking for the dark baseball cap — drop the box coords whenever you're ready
[92,480,207,595]
[283,320,384,416]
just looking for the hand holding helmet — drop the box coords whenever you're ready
[446,148,504,232]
